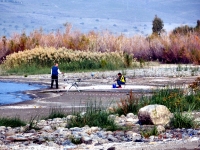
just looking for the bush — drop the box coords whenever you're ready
[0,116,26,127]
[2,47,125,74]
[140,126,158,138]
[170,112,196,129]
[142,88,196,113]
[67,100,120,131]
[112,91,143,115]
[44,107,67,120]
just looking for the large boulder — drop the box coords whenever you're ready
[138,104,172,125]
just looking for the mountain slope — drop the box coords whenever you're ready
[0,0,199,37]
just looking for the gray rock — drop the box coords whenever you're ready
[41,126,53,132]
[81,136,93,144]
[138,104,172,125]
[107,134,118,142]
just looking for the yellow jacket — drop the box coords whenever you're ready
[120,75,126,83]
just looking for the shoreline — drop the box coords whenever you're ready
[0,70,200,149]
[0,65,198,120]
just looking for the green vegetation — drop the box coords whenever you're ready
[24,115,41,132]
[44,107,67,120]
[111,91,146,116]
[0,116,26,127]
[152,15,164,35]
[1,47,127,75]
[67,100,121,131]
[141,126,159,138]
[1,80,200,130]
[1,19,200,73]
[170,111,196,128]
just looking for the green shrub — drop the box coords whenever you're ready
[142,88,190,113]
[124,52,133,68]
[0,116,26,127]
[44,107,67,120]
[112,91,144,115]
[67,100,120,131]
[140,126,158,138]
[24,115,41,132]
[170,112,196,129]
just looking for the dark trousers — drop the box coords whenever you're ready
[51,75,58,88]
[117,80,125,87]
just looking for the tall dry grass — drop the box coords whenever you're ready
[2,46,124,72]
[0,24,200,64]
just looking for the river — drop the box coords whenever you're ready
[0,81,46,105]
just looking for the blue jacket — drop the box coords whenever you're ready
[51,66,58,76]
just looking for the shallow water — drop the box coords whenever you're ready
[0,81,46,105]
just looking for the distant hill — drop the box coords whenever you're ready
[0,0,199,37]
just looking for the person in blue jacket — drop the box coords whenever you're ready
[51,62,63,89]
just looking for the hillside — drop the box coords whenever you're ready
[0,0,200,37]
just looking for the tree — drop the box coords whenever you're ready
[196,20,200,28]
[172,25,194,35]
[152,15,164,35]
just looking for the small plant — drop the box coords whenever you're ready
[139,59,145,68]
[0,116,26,127]
[44,107,67,120]
[184,65,188,71]
[112,90,144,115]
[67,100,120,131]
[140,126,158,138]
[176,64,183,71]
[143,88,187,113]
[170,111,196,129]
[71,137,82,144]
[24,115,40,132]
[124,52,133,68]
[190,66,199,76]
[24,74,28,77]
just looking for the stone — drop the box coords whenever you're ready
[91,127,99,132]
[138,104,172,125]
[5,129,15,136]
[81,136,92,144]
[107,134,118,142]
[156,125,165,133]
[126,113,135,118]
[107,147,116,150]
[41,126,53,132]
[132,132,142,142]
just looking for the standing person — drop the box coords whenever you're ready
[51,62,62,89]
[114,72,126,88]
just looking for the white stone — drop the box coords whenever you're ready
[156,125,165,133]
[126,113,134,118]
[138,104,172,125]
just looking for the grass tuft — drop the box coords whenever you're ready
[0,116,26,127]
[170,112,196,129]
[44,107,67,120]
[67,100,121,131]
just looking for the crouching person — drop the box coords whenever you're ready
[115,72,126,88]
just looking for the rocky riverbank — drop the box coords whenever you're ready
[0,65,200,149]
[0,112,200,150]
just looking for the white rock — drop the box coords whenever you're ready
[156,125,165,133]
[126,113,135,118]
[42,126,53,132]
[138,104,172,125]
